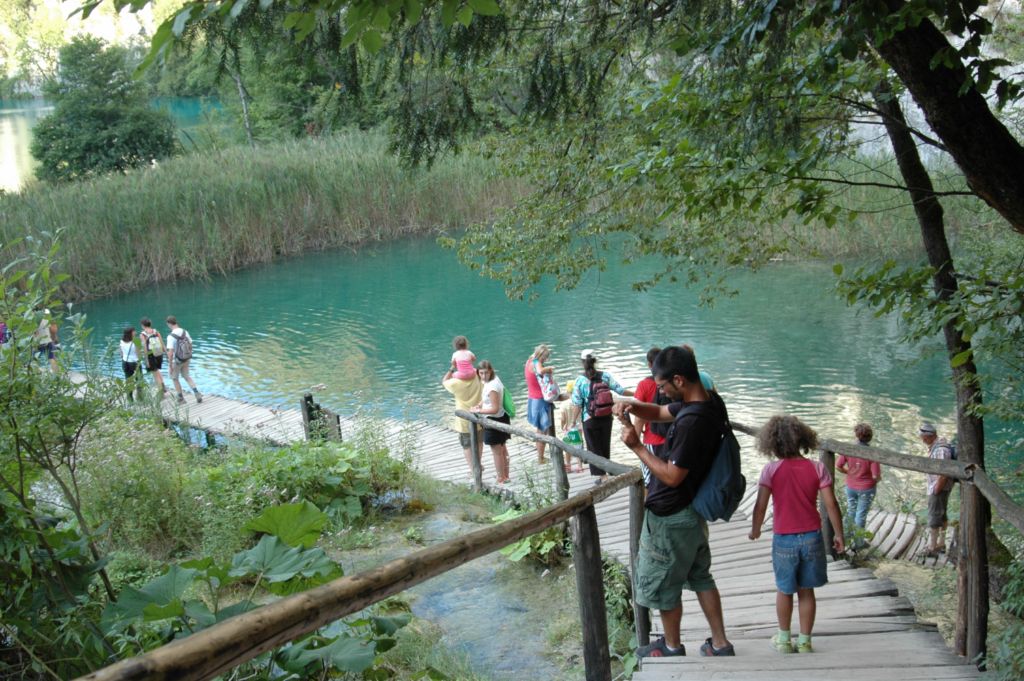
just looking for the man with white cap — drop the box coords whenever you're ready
[919,422,954,556]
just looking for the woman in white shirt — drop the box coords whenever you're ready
[472,360,511,485]
[119,326,140,402]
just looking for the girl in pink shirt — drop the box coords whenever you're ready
[450,335,477,380]
[836,422,881,534]
[749,415,844,655]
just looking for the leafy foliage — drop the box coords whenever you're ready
[492,507,565,566]
[101,502,406,677]
[30,36,177,182]
[76,416,201,558]
[990,559,1024,680]
[0,238,124,676]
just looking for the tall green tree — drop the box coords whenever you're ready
[30,36,178,182]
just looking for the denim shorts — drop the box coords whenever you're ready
[526,398,553,431]
[772,530,828,594]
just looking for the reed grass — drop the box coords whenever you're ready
[0,132,521,299]
[768,157,1003,260]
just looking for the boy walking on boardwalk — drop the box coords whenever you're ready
[615,346,735,659]
[748,415,844,654]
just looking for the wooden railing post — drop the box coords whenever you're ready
[629,481,651,648]
[551,444,570,501]
[572,505,612,681]
[955,486,969,656]
[468,424,483,492]
[819,448,837,557]
[963,480,989,665]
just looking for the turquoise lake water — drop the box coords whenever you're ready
[72,236,1021,494]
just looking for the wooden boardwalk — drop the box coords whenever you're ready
[128,385,975,679]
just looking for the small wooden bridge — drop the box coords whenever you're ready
[81,383,1015,681]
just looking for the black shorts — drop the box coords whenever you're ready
[146,355,164,372]
[483,413,511,445]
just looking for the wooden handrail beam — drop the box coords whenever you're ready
[456,410,634,475]
[971,467,1024,536]
[732,420,972,481]
[79,470,640,681]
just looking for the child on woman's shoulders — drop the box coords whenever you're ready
[748,415,844,655]
[450,335,477,380]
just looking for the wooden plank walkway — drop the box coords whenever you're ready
[96,380,975,679]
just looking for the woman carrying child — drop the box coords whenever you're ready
[748,415,844,654]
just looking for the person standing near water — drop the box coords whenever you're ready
[443,363,484,479]
[836,422,881,543]
[614,346,734,658]
[569,349,632,485]
[919,422,954,557]
[525,344,556,464]
[632,347,665,487]
[472,360,512,485]
[166,316,202,405]
[139,317,166,395]
[119,326,141,402]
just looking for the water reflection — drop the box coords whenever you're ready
[0,100,51,192]
[74,238,975,466]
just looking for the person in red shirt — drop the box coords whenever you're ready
[836,423,881,537]
[749,415,844,655]
[632,347,665,487]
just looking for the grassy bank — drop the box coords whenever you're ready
[0,132,520,299]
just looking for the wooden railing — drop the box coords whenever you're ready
[732,419,1022,666]
[80,411,1021,680]
[79,412,643,681]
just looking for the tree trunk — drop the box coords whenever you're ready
[871,0,1024,234]
[873,79,989,663]
[229,67,256,149]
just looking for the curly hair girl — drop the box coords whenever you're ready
[756,415,819,460]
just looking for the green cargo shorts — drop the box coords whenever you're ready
[634,506,716,611]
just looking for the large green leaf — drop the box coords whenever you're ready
[243,501,327,548]
[101,564,197,633]
[229,535,341,587]
[277,634,378,674]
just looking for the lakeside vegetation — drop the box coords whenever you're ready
[0,132,520,299]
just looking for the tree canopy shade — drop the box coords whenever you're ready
[30,37,177,182]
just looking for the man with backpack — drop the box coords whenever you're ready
[166,316,202,405]
[615,345,735,660]
[919,422,954,557]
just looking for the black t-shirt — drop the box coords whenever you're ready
[644,391,729,517]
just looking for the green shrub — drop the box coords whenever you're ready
[76,416,201,559]
[193,440,411,558]
[990,559,1024,680]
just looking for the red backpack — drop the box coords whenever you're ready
[587,376,614,418]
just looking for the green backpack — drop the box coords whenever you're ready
[502,389,516,418]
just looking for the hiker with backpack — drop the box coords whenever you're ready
[613,345,735,659]
[165,316,202,405]
[139,317,167,394]
[919,422,955,557]
[568,349,632,485]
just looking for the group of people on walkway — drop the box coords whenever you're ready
[442,339,958,660]
[119,316,201,405]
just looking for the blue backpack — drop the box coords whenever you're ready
[673,403,746,522]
